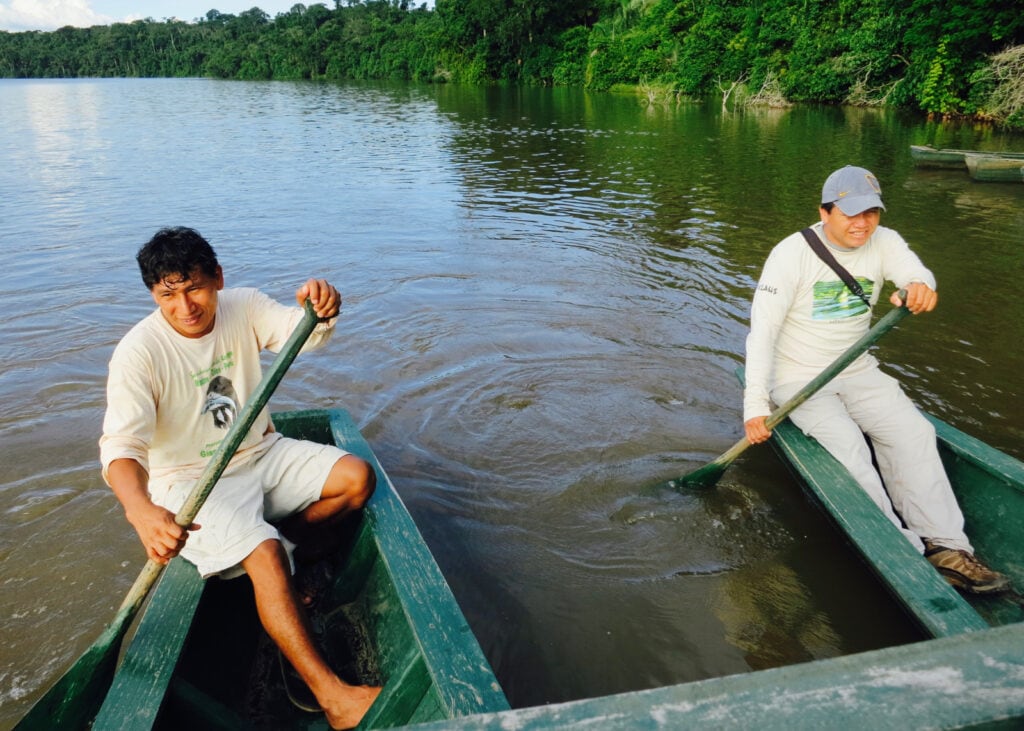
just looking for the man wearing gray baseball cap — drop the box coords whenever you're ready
[742,165,1008,594]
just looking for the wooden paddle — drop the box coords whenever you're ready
[676,290,910,489]
[16,300,320,731]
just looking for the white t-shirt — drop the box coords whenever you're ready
[100,287,335,484]
[743,221,936,422]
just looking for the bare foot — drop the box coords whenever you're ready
[322,682,382,730]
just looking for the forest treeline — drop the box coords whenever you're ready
[2,0,1024,127]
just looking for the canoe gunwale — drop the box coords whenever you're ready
[408,620,1024,730]
[319,409,509,716]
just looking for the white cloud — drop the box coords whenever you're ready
[0,0,114,31]
[0,0,437,32]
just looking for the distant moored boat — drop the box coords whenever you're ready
[910,144,1024,171]
[964,154,1024,182]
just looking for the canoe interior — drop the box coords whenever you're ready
[91,408,508,730]
[927,414,1024,627]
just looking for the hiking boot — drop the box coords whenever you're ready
[924,541,1011,594]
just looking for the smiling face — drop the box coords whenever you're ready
[150,266,224,338]
[819,204,881,249]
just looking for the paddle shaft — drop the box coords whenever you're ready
[116,299,320,616]
[762,291,909,430]
[678,291,909,487]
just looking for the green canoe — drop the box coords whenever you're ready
[910,144,1024,169]
[910,144,977,168]
[18,408,508,730]
[965,154,1024,182]
[752,383,1023,635]
[393,374,1024,730]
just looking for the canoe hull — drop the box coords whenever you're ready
[733,367,1023,632]
[965,154,1024,182]
[909,144,973,168]
[911,144,1024,175]
[409,621,1024,730]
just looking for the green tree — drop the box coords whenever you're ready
[1,0,1022,128]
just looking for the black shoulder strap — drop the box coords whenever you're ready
[800,227,871,307]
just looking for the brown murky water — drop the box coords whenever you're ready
[1,78,1022,727]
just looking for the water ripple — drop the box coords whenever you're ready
[2,79,1021,723]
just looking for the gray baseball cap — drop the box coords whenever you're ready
[821,165,886,215]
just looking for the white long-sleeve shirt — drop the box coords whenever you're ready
[100,287,335,484]
[743,221,936,422]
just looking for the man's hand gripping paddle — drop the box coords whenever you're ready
[16,301,320,731]
[676,292,910,489]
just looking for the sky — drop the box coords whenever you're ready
[0,0,340,32]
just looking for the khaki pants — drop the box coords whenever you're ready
[772,368,971,553]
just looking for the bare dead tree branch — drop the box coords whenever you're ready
[746,71,791,108]
[984,44,1024,126]
[716,72,749,110]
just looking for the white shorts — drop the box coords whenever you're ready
[149,436,348,579]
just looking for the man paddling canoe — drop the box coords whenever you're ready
[743,166,1009,595]
[100,227,380,728]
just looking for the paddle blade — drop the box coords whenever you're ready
[15,611,132,730]
[674,436,750,489]
[674,460,730,489]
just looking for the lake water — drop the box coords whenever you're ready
[1,78,1022,727]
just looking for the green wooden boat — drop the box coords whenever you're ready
[757,391,1024,633]
[724,367,1023,635]
[406,618,1024,730]
[390,376,1024,730]
[18,408,508,730]
[910,144,976,168]
[910,144,1024,169]
[965,154,1024,182]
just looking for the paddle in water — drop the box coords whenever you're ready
[676,291,910,490]
[16,300,320,731]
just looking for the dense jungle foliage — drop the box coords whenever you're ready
[2,0,1024,127]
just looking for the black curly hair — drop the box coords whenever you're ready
[137,227,220,290]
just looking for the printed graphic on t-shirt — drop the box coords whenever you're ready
[201,375,238,429]
[812,279,873,320]
[190,352,236,389]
